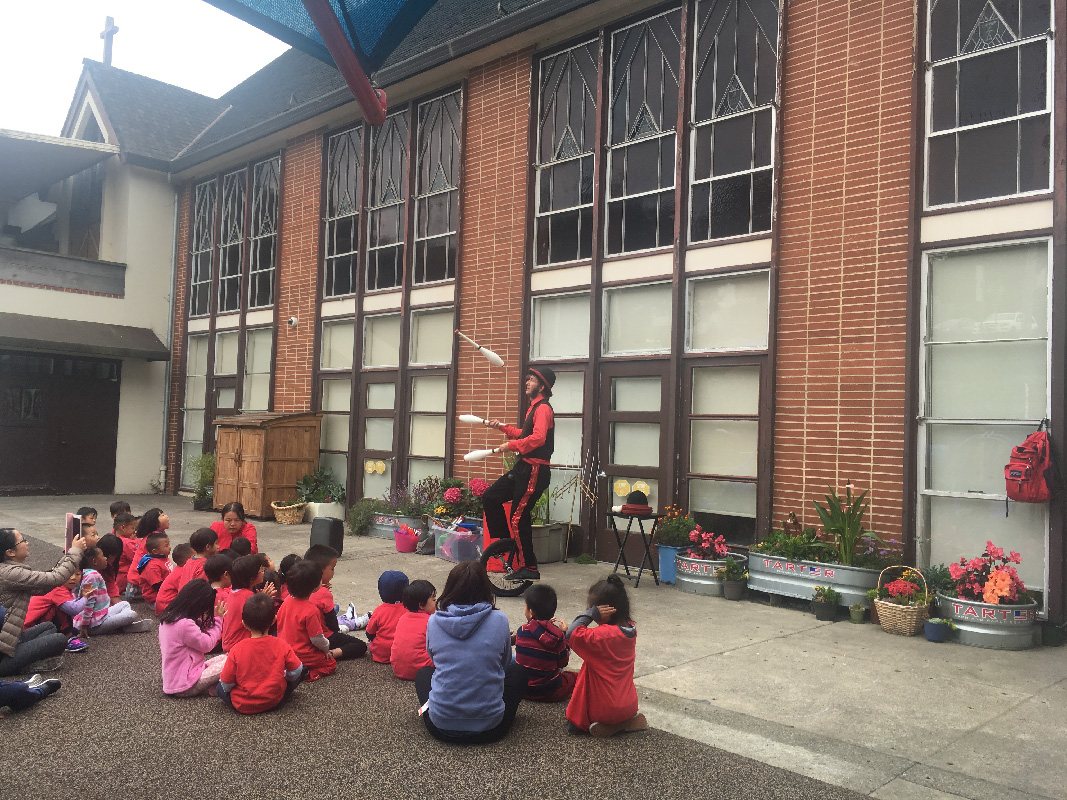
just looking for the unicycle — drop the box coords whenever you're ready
[480,538,533,598]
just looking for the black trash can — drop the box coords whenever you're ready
[310,516,345,556]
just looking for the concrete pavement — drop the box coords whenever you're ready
[2,493,1064,800]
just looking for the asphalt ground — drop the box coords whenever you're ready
[0,534,868,800]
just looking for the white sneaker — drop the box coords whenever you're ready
[124,619,154,633]
[351,612,370,631]
[346,602,357,619]
[338,624,351,633]
[24,674,46,689]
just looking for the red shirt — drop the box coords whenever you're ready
[138,557,172,604]
[177,557,207,590]
[366,602,407,663]
[277,597,335,680]
[309,585,334,617]
[390,610,433,680]
[154,566,184,615]
[500,395,554,456]
[117,536,138,592]
[24,586,75,630]
[126,537,148,589]
[565,623,639,732]
[219,635,301,714]
[210,520,259,553]
[222,589,254,653]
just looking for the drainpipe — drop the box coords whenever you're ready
[160,173,179,492]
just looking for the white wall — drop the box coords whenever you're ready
[115,358,169,493]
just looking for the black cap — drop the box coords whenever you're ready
[528,366,556,389]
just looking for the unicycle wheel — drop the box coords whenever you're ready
[481,539,532,598]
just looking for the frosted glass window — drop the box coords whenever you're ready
[612,377,660,412]
[690,479,757,518]
[532,294,590,359]
[243,328,272,411]
[410,309,454,365]
[927,424,1035,495]
[181,442,203,487]
[183,410,204,444]
[609,476,659,512]
[321,320,355,370]
[321,379,351,412]
[610,422,659,468]
[186,374,207,409]
[693,366,759,415]
[320,413,350,451]
[604,283,672,354]
[927,496,1046,589]
[928,244,1048,342]
[411,375,448,412]
[553,416,583,466]
[928,341,1046,419]
[243,375,270,412]
[409,415,446,457]
[364,314,401,367]
[366,382,396,410]
[363,460,391,499]
[551,372,584,414]
[319,453,348,487]
[217,387,236,408]
[408,458,445,484]
[214,331,239,375]
[688,271,769,351]
[690,420,758,476]
[185,335,208,410]
[364,418,394,451]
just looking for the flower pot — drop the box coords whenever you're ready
[657,545,683,584]
[304,501,345,524]
[924,620,950,643]
[747,553,878,608]
[936,593,1040,651]
[812,601,840,621]
[869,601,880,625]
[531,523,567,564]
[675,552,746,596]
[394,528,419,553]
[369,513,423,539]
[849,606,865,624]
[722,579,745,601]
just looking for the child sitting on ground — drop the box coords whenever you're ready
[229,537,253,558]
[158,579,227,697]
[366,570,409,664]
[217,594,304,714]
[565,574,645,737]
[95,534,125,603]
[23,570,91,652]
[390,580,436,680]
[221,554,275,652]
[76,507,98,530]
[78,547,153,637]
[205,554,233,604]
[112,513,138,596]
[154,543,193,616]
[125,509,169,599]
[277,554,299,602]
[178,528,219,590]
[134,532,172,607]
[109,500,131,519]
[303,544,367,659]
[515,584,575,703]
[277,560,339,681]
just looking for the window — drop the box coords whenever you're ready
[248,157,280,308]
[180,334,209,486]
[531,293,591,360]
[687,270,770,351]
[410,308,454,365]
[359,378,396,498]
[319,376,352,486]
[214,330,239,375]
[363,313,402,368]
[918,240,1050,595]
[535,41,598,266]
[408,374,448,482]
[606,9,681,255]
[367,111,409,291]
[547,370,586,523]
[603,283,673,354]
[926,0,1053,205]
[217,169,246,313]
[690,0,777,240]
[324,128,363,297]
[413,92,462,284]
[190,180,216,317]
[242,328,272,411]
[320,320,355,371]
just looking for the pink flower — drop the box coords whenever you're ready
[443,487,462,503]
[469,478,490,497]
[948,563,964,580]
[689,530,700,543]
[1009,551,1022,564]
[986,542,1005,560]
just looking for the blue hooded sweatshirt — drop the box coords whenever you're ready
[425,602,511,732]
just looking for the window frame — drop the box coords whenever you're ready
[323,125,365,299]
[412,90,463,285]
[684,268,772,354]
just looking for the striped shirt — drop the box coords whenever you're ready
[515,619,570,696]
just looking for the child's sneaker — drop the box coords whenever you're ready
[351,612,370,631]
[23,674,46,689]
[346,602,356,619]
[123,619,154,633]
[64,637,89,653]
[29,678,62,698]
[589,713,648,738]
[31,656,63,672]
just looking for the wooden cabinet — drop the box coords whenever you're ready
[212,412,322,518]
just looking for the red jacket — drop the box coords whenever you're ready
[565,618,638,732]
[366,602,407,663]
[390,610,434,680]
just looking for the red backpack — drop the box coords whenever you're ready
[1005,420,1062,503]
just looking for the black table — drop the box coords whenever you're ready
[607,512,664,588]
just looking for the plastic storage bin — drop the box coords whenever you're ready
[434,526,482,564]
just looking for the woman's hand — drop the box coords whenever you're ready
[70,533,88,551]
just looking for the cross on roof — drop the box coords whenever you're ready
[100,16,119,67]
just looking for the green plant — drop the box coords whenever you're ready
[926,617,957,630]
[716,557,748,582]
[813,485,884,566]
[751,516,836,562]
[654,505,698,547]
[296,466,346,504]
[189,453,215,502]
[347,498,384,536]
[530,488,554,525]
[813,585,842,604]
[921,563,953,596]
[865,588,879,603]
[573,553,597,565]
[849,602,864,612]
[877,569,931,606]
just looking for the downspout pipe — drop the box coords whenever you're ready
[160,173,179,492]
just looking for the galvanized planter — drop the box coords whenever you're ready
[675,553,745,597]
[368,513,423,540]
[936,593,1041,651]
[747,553,878,608]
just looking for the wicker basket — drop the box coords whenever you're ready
[874,566,930,636]
[271,501,307,525]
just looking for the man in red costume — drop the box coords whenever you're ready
[483,367,556,582]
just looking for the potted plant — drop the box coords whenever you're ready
[924,617,956,643]
[849,602,865,624]
[674,525,746,597]
[347,497,384,536]
[652,505,697,584]
[865,589,880,625]
[526,488,568,564]
[716,557,748,601]
[873,568,931,636]
[937,541,1040,650]
[812,585,842,621]
[188,452,215,511]
[367,478,438,539]
[296,466,346,522]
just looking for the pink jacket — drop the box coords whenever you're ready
[158,616,223,695]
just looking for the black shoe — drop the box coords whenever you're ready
[30,679,61,699]
[511,568,541,581]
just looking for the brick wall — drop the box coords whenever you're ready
[773,1,915,543]
[164,183,191,493]
[453,49,534,481]
[273,131,322,412]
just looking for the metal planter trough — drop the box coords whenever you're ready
[936,594,1041,651]
[675,553,745,596]
[747,553,878,608]
[368,513,423,540]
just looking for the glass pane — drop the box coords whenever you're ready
[409,415,446,457]
[245,329,272,372]
[958,47,1018,128]
[411,309,454,364]
[183,410,204,444]
[692,366,760,415]
[688,272,770,351]
[690,478,757,518]
[690,420,758,476]
[217,387,236,408]
[957,121,1017,202]
[712,115,754,176]
[214,331,239,375]
[242,374,270,412]
[321,321,355,370]
[928,341,1046,419]
[366,382,396,410]
[185,376,207,410]
[927,135,956,205]
[1019,114,1051,193]
[604,283,672,354]
[187,334,209,376]
[364,417,394,451]
[610,422,659,468]
[319,452,348,490]
[552,416,583,465]
[411,375,448,412]
[364,314,402,367]
[408,458,445,484]
[927,423,1035,494]
[321,378,351,413]
[608,475,659,512]
[551,371,584,414]
[181,442,203,487]
[362,458,391,499]
[927,495,1046,590]
[320,412,350,451]
[532,293,591,359]
[612,377,661,412]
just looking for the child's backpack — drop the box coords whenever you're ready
[1004,420,1062,504]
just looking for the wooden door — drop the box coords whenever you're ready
[237,428,265,515]
[213,426,241,510]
